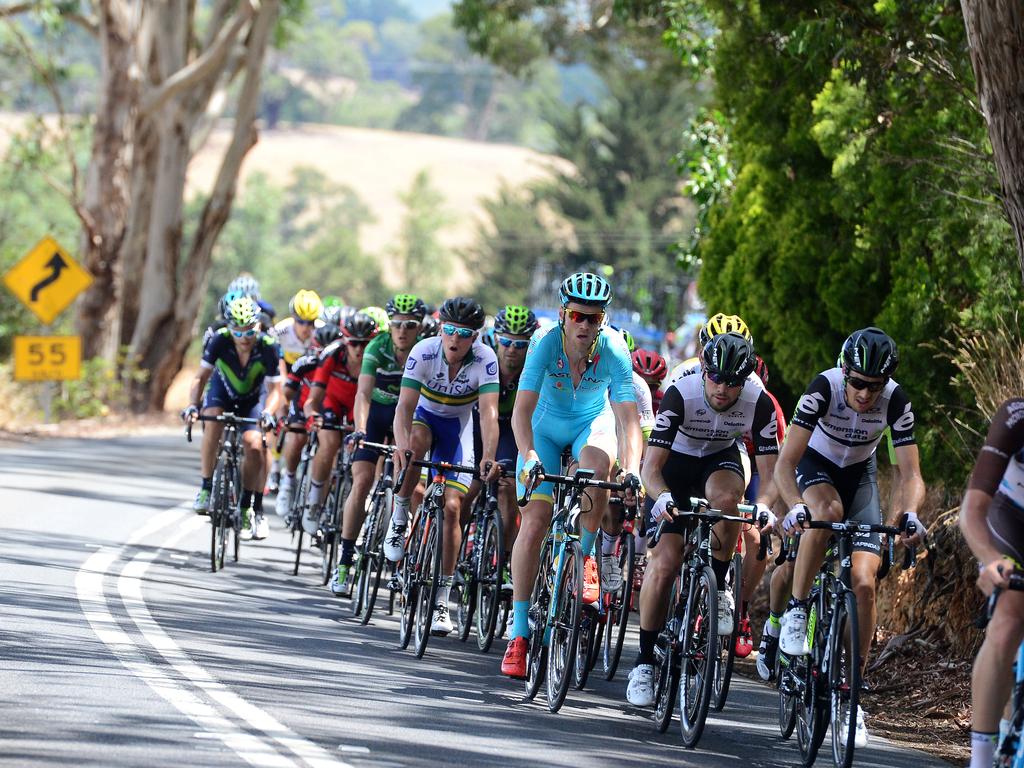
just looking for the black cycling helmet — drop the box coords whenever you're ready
[344,311,379,341]
[438,297,485,330]
[493,305,540,336]
[385,293,427,319]
[841,326,898,378]
[316,323,342,347]
[420,315,439,338]
[702,332,756,382]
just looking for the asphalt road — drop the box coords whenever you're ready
[0,433,952,767]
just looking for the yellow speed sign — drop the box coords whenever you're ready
[13,336,82,381]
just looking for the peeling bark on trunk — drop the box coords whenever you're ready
[961,0,1024,283]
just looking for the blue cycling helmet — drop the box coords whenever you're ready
[559,272,612,308]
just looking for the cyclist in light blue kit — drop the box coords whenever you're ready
[500,271,643,678]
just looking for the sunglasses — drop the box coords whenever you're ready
[294,317,315,327]
[565,310,604,326]
[230,326,259,338]
[346,338,371,348]
[390,319,421,330]
[704,369,745,388]
[441,323,475,339]
[846,376,887,393]
[498,336,530,349]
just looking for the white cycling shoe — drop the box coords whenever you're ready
[626,663,655,707]
[839,705,868,748]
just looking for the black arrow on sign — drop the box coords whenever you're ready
[29,252,67,302]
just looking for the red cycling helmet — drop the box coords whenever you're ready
[632,348,667,383]
[753,355,769,385]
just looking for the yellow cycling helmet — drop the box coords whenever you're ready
[289,290,323,322]
[699,312,752,347]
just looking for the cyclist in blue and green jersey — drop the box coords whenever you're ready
[501,272,642,679]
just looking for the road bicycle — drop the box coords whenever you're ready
[594,497,643,682]
[975,571,1024,768]
[186,413,265,573]
[350,440,397,623]
[313,419,354,588]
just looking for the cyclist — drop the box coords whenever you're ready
[625,332,779,707]
[776,326,925,747]
[276,322,342,519]
[632,348,668,414]
[342,294,427,578]
[501,272,642,679]
[388,297,501,635]
[182,295,282,541]
[301,313,379,586]
[960,397,1024,768]
[665,312,751,387]
[420,314,440,338]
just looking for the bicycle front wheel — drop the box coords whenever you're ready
[679,564,717,748]
[360,487,391,625]
[546,539,583,713]
[414,508,443,659]
[476,512,504,653]
[397,510,424,650]
[830,590,861,768]
[797,606,831,765]
[777,650,798,739]
[604,533,636,680]
[321,485,342,587]
[711,552,742,712]
[452,519,476,642]
[524,540,552,701]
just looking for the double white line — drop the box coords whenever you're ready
[75,506,350,768]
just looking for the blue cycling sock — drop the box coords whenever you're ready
[580,526,598,557]
[512,600,530,640]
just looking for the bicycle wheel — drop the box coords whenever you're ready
[353,496,379,618]
[476,511,504,653]
[361,485,392,625]
[524,540,552,701]
[397,509,424,650]
[209,467,226,572]
[572,605,598,690]
[604,532,636,680]
[798,602,831,765]
[679,564,718,748]
[777,651,798,739]
[414,507,443,659]
[546,539,583,713]
[291,468,311,575]
[321,484,342,587]
[452,519,476,642]
[654,624,681,733]
[830,590,861,768]
[711,552,742,712]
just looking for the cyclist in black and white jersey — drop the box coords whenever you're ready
[776,326,925,748]
[626,332,779,707]
[960,398,1024,768]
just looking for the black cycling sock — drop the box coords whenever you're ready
[741,599,749,616]
[201,476,212,491]
[340,538,356,566]
[787,596,809,610]
[241,490,254,510]
[253,492,263,513]
[637,628,658,666]
[711,556,730,587]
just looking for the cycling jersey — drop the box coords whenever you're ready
[744,387,786,458]
[274,317,322,366]
[969,398,1024,508]
[632,370,655,437]
[648,372,779,458]
[200,327,281,401]
[401,337,500,417]
[312,340,359,418]
[285,351,320,412]
[361,333,405,405]
[791,367,915,468]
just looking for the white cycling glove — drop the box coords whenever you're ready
[754,502,776,530]
[650,491,675,523]
[782,503,810,535]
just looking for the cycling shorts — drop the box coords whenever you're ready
[988,492,1024,567]
[202,376,262,432]
[797,448,881,555]
[648,444,744,538]
[413,405,474,492]
[515,405,617,504]
[352,400,396,464]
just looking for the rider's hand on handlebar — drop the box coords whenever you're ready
[518,452,543,491]
[259,410,277,432]
[781,503,809,536]
[754,502,776,530]
[306,413,324,431]
[181,404,199,424]
[481,458,500,483]
[650,491,675,524]
[978,556,1017,597]
[900,511,924,547]
[346,429,365,447]
[620,471,642,508]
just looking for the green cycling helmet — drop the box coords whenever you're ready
[226,295,260,327]
[386,293,427,319]
[618,327,636,353]
[494,305,540,336]
[361,305,390,330]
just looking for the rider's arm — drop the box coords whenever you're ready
[353,374,375,433]
[641,382,685,496]
[512,389,539,458]
[610,399,643,478]
[891,444,925,523]
[640,445,671,499]
[774,424,812,508]
[264,379,284,416]
[392,384,419,453]
[751,388,782,507]
[189,367,213,410]
[305,384,326,417]
[478,390,500,464]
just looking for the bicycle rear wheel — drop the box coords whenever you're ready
[360,486,392,624]
[524,540,552,701]
[476,512,504,653]
[321,484,343,587]
[546,539,583,713]
[797,601,831,765]
[603,532,636,681]
[452,519,476,642]
[777,651,798,739]
[679,564,717,748]
[414,507,443,659]
[572,605,598,690]
[209,467,227,572]
[711,552,741,711]
[654,624,681,733]
[830,590,861,768]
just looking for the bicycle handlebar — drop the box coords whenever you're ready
[185,413,261,443]
[647,497,761,549]
[394,450,505,489]
[795,511,919,570]
[516,464,639,508]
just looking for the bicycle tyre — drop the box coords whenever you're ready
[830,590,861,768]
[572,606,598,691]
[476,511,504,653]
[798,599,831,765]
[453,519,476,642]
[711,552,742,712]
[209,466,226,572]
[361,485,392,624]
[397,509,423,650]
[321,484,341,587]
[546,539,583,713]
[414,507,443,659]
[654,626,681,733]
[524,540,552,701]
[679,564,717,748]
[778,651,798,739]
[604,532,636,681]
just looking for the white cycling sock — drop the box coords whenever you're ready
[393,496,410,525]
[438,577,451,605]
[601,531,617,556]
[970,731,997,768]
[308,480,323,506]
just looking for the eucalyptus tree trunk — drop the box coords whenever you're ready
[961,0,1024,283]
